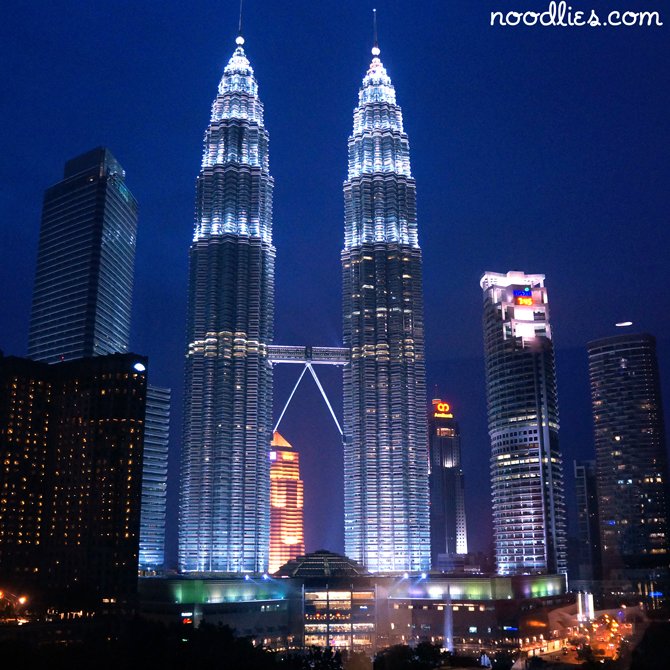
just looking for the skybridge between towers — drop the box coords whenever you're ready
[268,345,349,436]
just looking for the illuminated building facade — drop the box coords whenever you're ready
[139,386,171,573]
[139,565,568,653]
[269,432,305,574]
[481,271,567,576]
[28,148,137,364]
[0,352,147,608]
[342,39,429,573]
[180,35,274,573]
[588,333,670,578]
[429,399,468,565]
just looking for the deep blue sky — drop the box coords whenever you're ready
[1,1,669,567]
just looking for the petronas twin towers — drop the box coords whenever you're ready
[180,32,429,574]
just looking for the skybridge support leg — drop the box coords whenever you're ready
[306,363,343,436]
[273,365,308,433]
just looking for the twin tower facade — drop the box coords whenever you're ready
[179,35,430,574]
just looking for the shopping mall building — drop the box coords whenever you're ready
[139,551,571,654]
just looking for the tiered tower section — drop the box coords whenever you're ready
[342,43,430,572]
[180,37,275,573]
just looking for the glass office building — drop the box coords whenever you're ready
[573,459,602,582]
[428,399,468,564]
[28,147,137,363]
[139,385,171,573]
[481,271,567,576]
[341,38,430,572]
[179,35,275,573]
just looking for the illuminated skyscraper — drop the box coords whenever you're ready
[180,34,275,573]
[428,399,468,565]
[28,148,137,364]
[269,432,305,574]
[588,333,669,579]
[342,37,430,572]
[139,386,170,573]
[481,271,567,575]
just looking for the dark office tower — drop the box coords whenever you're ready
[139,386,170,573]
[574,460,602,581]
[428,400,468,567]
[481,271,567,576]
[342,38,429,573]
[588,333,670,578]
[180,35,274,573]
[45,354,147,606]
[28,148,137,363]
[0,352,147,608]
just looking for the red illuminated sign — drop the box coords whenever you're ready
[515,296,533,306]
[433,400,454,419]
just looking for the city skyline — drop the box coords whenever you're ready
[1,2,669,562]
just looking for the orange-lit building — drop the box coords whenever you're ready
[269,432,305,574]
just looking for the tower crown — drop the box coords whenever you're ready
[207,40,264,130]
[219,43,258,97]
[360,55,396,106]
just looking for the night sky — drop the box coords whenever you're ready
[1,1,669,569]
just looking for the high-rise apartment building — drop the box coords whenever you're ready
[573,459,602,582]
[0,356,51,587]
[588,333,669,578]
[269,432,305,574]
[28,147,137,363]
[481,271,567,575]
[180,35,275,573]
[428,399,468,566]
[0,352,147,608]
[139,386,170,573]
[342,39,430,572]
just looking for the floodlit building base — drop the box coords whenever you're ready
[138,553,570,654]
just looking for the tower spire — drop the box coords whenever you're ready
[236,0,245,45]
[372,8,380,56]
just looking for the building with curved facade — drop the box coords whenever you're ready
[481,271,567,576]
[341,38,430,573]
[588,333,669,580]
[179,35,275,573]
